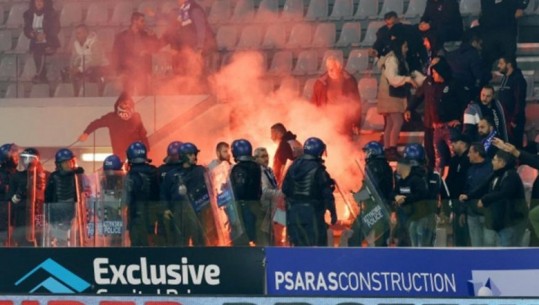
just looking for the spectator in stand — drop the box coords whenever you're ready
[492,137,539,246]
[111,12,162,95]
[477,116,499,159]
[463,85,509,143]
[419,0,463,52]
[445,133,471,247]
[458,143,493,247]
[78,92,150,160]
[478,0,529,69]
[67,24,108,97]
[377,39,419,161]
[370,12,427,71]
[497,56,528,149]
[312,56,362,137]
[406,57,470,174]
[270,123,301,185]
[445,29,491,98]
[464,150,528,247]
[23,0,60,83]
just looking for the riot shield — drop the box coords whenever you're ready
[207,162,245,246]
[92,170,127,247]
[350,159,391,247]
[25,163,46,246]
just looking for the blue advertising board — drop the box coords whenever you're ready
[265,248,539,297]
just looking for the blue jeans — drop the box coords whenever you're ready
[484,226,515,247]
[408,214,436,247]
[467,215,485,247]
[433,124,461,173]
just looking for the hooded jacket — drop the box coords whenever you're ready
[498,68,528,125]
[83,94,149,159]
[71,31,108,72]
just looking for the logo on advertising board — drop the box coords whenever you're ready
[468,269,539,297]
[1,248,265,296]
[15,258,90,293]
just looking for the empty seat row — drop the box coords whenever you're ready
[3,82,121,98]
[216,21,384,51]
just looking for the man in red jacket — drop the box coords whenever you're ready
[78,92,150,160]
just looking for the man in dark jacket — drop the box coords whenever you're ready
[419,0,463,51]
[463,85,509,143]
[78,92,150,160]
[445,29,491,98]
[406,58,471,173]
[497,56,528,149]
[467,150,527,246]
[445,134,471,246]
[312,56,361,137]
[479,0,529,69]
[271,123,301,185]
[112,12,161,94]
[458,143,493,247]
[283,137,337,247]
[230,139,266,246]
[0,144,18,246]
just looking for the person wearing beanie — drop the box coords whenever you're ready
[406,57,471,174]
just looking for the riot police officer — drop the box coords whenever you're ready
[363,141,394,200]
[157,141,183,183]
[0,143,19,246]
[230,139,267,246]
[99,154,125,246]
[8,148,45,247]
[44,148,86,247]
[282,137,337,247]
[123,141,160,247]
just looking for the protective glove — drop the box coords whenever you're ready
[11,194,21,204]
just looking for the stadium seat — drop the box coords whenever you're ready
[358,76,378,102]
[267,50,293,76]
[85,2,109,26]
[460,0,480,16]
[0,56,18,81]
[379,0,404,18]
[29,83,51,98]
[277,76,300,96]
[305,0,328,21]
[524,0,536,15]
[354,0,379,20]
[404,0,427,19]
[360,21,384,47]
[95,28,115,52]
[4,3,27,29]
[345,48,369,75]
[319,49,344,73]
[137,0,159,25]
[54,83,75,97]
[230,0,255,23]
[302,77,317,101]
[0,30,12,52]
[312,23,335,48]
[336,22,361,47]
[281,0,304,21]
[209,0,231,24]
[286,23,312,48]
[160,0,178,17]
[236,25,264,49]
[0,6,4,26]
[522,70,535,99]
[4,83,26,98]
[19,55,36,81]
[110,2,134,26]
[216,25,239,50]
[60,2,83,27]
[11,31,30,54]
[329,0,353,20]
[255,0,279,22]
[261,24,286,49]
[292,50,318,75]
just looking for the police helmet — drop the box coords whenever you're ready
[363,141,384,159]
[55,148,75,163]
[103,155,123,171]
[0,143,18,163]
[231,139,252,160]
[303,137,326,158]
[403,143,425,164]
[167,141,183,156]
[126,141,148,164]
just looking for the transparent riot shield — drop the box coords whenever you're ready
[207,162,245,246]
[24,163,46,246]
[350,159,391,247]
[41,173,89,247]
[93,170,127,247]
